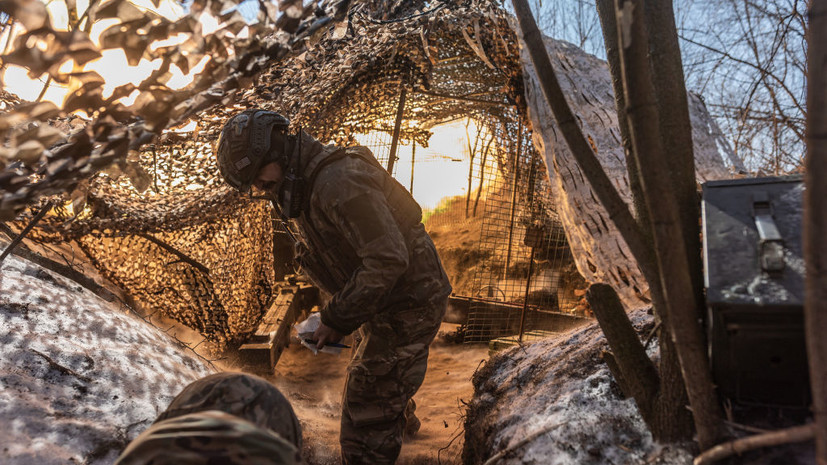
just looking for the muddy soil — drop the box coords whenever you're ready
[266,324,488,465]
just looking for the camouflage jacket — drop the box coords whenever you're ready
[289,133,451,335]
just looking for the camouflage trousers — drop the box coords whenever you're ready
[340,295,447,464]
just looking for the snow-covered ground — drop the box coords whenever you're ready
[464,311,695,465]
[0,252,215,464]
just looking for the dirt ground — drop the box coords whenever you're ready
[266,323,489,465]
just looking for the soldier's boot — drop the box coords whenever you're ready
[404,398,420,438]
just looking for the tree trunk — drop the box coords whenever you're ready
[587,283,693,442]
[587,285,658,412]
[612,0,725,450]
[513,0,720,448]
[642,1,705,321]
[596,0,696,444]
[805,1,827,462]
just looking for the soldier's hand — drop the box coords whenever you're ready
[313,322,343,349]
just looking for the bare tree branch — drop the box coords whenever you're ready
[693,424,815,465]
[678,34,806,116]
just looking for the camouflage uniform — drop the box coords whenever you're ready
[155,372,302,450]
[291,132,452,464]
[115,410,300,465]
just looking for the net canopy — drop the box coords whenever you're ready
[13,0,568,347]
[5,0,737,346]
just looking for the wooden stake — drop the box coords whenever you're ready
[387,84,407,174]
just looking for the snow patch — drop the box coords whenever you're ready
[465,311,694,464]
[0,253,215,464]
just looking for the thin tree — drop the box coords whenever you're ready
[608,0,726,449]
[511,0,727,449]
[805,0,827,462]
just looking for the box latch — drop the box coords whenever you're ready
[752,192,785,272]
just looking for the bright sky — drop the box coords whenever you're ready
[355,119,491,211]
[2,1,492,209]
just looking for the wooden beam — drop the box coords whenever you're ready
[387,85,408,174]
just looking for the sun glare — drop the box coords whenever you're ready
[1,0,221,109]
[355,119,493,210]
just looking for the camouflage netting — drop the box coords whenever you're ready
[27,185,275,349]
[234,0,525,143]
[3,0,740,346]
[6,0,545,348]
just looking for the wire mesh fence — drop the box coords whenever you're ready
[461,115,589,343]
[354,106,590,344]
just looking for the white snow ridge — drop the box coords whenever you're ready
[0,253,214,464]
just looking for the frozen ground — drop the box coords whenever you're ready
[1,244,816,465]
[464,310,817,465]
[464,311,695,465]
[0,252,214,464]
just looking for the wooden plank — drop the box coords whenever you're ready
[269,284,319,368]
[240,281,320,371]
[256,286,297,337]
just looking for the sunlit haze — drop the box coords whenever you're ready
[355,119,491,211]
[0,0,218,107]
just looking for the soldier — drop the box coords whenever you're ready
[116,373,303,465]
[214,109,452,464]
[156,372,303,451]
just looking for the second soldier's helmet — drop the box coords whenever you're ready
[215,109,290,192]
[154,373,303,451]
[115,411,301,465]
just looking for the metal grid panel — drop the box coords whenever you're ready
[463,115,587,343]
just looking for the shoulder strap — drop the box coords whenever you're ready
[302,146,381,209]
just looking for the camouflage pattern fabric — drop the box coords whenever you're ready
[340,294,447,464]
[154,372,303,450]
[290,133,452,335]
[282,134,451,463]
[115,410,300,465]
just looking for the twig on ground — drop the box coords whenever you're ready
[482,422,568,465]
[724,420,770,435]
[693,424,815,465]
[30,348,94,383]
[470,358,487,380]
[643,319,662,350]
[437,428,464,465]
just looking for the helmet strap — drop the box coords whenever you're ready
[278,127,306,219]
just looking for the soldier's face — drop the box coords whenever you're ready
[253,162,284,195]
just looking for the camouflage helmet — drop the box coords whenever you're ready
[115,410,301,465]
[215,109,290,192]
[155,372,302,450]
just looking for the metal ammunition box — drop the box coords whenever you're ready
[701,175,808,407]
